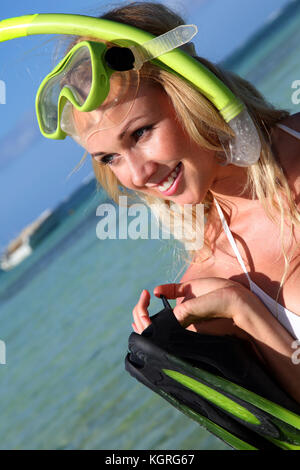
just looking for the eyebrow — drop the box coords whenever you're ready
[91,115,145,158]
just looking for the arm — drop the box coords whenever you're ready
[233,291,300,403]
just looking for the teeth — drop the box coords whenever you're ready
[159,178,174,191]
[158,163,181,192]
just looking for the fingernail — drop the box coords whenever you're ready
[141,289,149,299]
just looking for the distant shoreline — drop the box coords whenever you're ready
[222,0,300,71]
[0,176,99,270]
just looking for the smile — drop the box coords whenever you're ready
[158,162,182,195]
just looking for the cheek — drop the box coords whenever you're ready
[187,142,217,172]
[150,125,186,160]
[109,166,133,189]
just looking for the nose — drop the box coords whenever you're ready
[125,150,158,188]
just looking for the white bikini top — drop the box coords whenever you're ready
[276,123,300,140]
[214,199,300,340]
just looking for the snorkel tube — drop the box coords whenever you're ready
[0,13,261,166]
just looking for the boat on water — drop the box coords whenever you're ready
[1,174,98,271]
[0,209,54,271]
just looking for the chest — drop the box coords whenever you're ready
[190,207,300,315]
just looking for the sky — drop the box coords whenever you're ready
[0,0,293,251]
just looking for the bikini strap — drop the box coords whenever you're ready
[214,197,252,287]
[276,123,300,140]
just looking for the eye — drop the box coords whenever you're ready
[92,125,154,166]
[132,125,153,141]
[93,154,117,166]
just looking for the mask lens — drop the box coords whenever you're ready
[37,46,93,135]
[38,73,62,134]
[61,46,93,105]
[61,68,140,148]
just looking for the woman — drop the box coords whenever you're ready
[61,2,300,401]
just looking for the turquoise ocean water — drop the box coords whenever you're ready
[0,2,300,450]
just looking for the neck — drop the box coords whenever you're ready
[210,163,255,201]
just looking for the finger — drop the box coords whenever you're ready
[154,278,234,301]
[173,289,231,328]
[132,289,151,333]
[132,322,138,333]
[153,283,186,299]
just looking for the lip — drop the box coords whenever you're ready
[158,162,183,196]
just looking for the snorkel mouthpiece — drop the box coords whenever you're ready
[226,108,261,166]
[220,108,261,167]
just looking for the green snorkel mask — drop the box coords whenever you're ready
[35,26,198,146]
[35,40,141,143]
[0,13,261,166]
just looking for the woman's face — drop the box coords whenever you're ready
[74,83,219,205]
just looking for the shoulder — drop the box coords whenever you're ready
[271,113,300,202]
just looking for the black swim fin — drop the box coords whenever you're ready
[125,296,300,450]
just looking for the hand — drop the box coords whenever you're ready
[132,279,300,403]
[154,277,248,328]
[132,277,252,334]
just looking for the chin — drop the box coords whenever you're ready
[173,193,204,206]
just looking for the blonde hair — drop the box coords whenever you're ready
[67,2,300,302]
